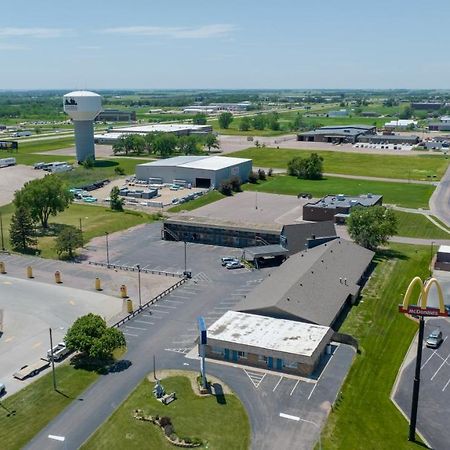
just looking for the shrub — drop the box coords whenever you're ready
[160,416,172,427]
[248,171,258,184]
[268,168,273,177]
[258,169,266,181]
[219,180,233,196]
[229,175,242,192]
[114,166,125,175]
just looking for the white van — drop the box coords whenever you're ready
[0,157,16,168]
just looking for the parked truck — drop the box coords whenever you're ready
[47,342,70,361]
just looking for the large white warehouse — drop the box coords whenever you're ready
[135,156,252,188]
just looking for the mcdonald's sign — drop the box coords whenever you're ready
[399,276,448,317]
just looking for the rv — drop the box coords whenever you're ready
[0,157,16,168]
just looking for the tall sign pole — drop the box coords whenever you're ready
[398,276,448,442]
[197,317,207,390]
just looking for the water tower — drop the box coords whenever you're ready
[63,90,102,163]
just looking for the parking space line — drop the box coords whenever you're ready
[154,304,177,309]
[279,413,300,421]
[170,295,191,300]
[134,320,154,325]
[290,379,300,396]
[164,299,184,304]
[123,332,138,337]
[307,383,318,400]
[431,353,450,381]
[273,376,283,392]
[150,309,169,314]
[442,377,450,392]
[421,342,445,369]
[125,326,147,331]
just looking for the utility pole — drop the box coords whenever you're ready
[105,232,110,267]
[0,213,4,252]
[430,241,434,277]
[49,328,57,391]
[184,241,187,275]
[136,264,142,308]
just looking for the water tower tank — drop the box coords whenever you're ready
[63,90,102,163]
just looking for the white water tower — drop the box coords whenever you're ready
[63,90,102,163]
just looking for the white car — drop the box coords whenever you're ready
[221,257,238,266]
[226,261,244,270]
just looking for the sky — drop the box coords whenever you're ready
[1,0,449,90]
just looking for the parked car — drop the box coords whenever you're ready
[47,343,70,361]
[226,261,244,270]
[221,257,238,266]
[426,329,443,348]
[0,382,5,396]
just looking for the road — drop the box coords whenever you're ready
[430,162,450,227]
[24,224,354,450]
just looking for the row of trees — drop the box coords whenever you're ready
[237,112,281,132]
[112,132,219,157]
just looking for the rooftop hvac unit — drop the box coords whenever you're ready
[337,194,345,201]
[367,193,373,198]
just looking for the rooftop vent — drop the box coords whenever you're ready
[367,193,373,198]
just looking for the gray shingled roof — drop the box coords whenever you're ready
[235,239,374,327]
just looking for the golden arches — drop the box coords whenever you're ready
[402,276,446,314]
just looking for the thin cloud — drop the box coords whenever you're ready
[0,27,68,38]
[101,24,235,39]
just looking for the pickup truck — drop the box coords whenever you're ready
[47,343,70,361]
[13,359,50,380]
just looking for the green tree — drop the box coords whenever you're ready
[267,112,280,131]
[110,186,124,211]
[132,135,146,155]
[252,114,266,130]
[347,206,398,250]
[218,112,233,129]
[9,206,37,251]
[153,133,177,157]
[178,135,200,155]
[14,176,72,229]
[55,226,83,259]
[399,105,413,119]
[65,313,126,360]
[287,153,323,180]
[219,179,233,196]
[112,134,135,156]
[192,113,207,125]
[239,116,251,131]
[82,156,95,169]
[144,132,157,155]
[204,133,220,153]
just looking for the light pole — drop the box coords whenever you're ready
[430,241,434,277]
[0,212,4,252]
[49,327,57,391]
[105,232,110,267]
[136,264,142,308]
[184,241,187,275]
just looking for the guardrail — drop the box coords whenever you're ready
[112,277,187,328]
[88,261,183,278]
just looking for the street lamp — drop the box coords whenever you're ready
[105,232,110,267]
[430,241,435,277]
[49,326,64,391]
[136,264,142,308]
[184,241,187,275]
[0,212,4,252]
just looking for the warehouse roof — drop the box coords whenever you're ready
[305,193,382,210]
[111,124,211,133]
[137,155,251,171]
[236,239,374,327]
[207,311,331,357]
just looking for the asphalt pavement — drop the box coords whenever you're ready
[430,162,450,227]
[23,223,355,450]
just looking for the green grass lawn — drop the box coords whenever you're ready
[17,137,75,153]
[0,203,155,259]
[394,211,450,239]
[168,190,225,212]
[321,243,430,449]
[82,375,250,450]
[0,364,98,450]
[229,148,448,181]
[243,176,434,209]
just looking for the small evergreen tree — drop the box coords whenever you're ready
[110,186,124,211]
[10,206,37,251]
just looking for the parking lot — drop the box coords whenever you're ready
[394,317,450,450]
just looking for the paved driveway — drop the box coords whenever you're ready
[394,318,450,450]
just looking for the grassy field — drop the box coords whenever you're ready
[0,364,98,450]
[243,176,434,209]
[0,203,155,259]
[82,375,250,450]
[229,148,448,181]
[321,243,430,449]
[168,190,225,213]
[394,211,450,239]
[17,137,75,153]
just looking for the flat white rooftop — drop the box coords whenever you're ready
[207,311,330,357]
[111,124,211,133]
[438,245,450,254]
[137,155,251,171]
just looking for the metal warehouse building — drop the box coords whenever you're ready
[135,156,252,188]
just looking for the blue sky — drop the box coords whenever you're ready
[1,0,449,90]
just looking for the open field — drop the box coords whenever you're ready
[0,203,155,259]
[243,176,434,209]
[394,211,450,239]
[229,147,448,181]
[0,364,98,450]
[321,243,430,449]
[167,190,225,212]
[82,375,250,450]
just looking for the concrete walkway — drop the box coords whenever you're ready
[430,163,450,227]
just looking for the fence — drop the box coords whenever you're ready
[112,277,187,328]
[88,261,183,278]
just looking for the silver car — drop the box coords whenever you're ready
[426,329,443,348]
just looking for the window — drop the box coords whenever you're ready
[283,360,298,369]
[210,346,223,355]
[237,351,247,359]
[258,355,268,363]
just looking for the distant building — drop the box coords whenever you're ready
[183,102,252,114]
[411,102,443,111]
[327,109,348,118]
[95,109,136,122]
[303,193,383,223]
[428,117,450,132]
[361,111,378,117]
[297,125,376,144]
[357,133,419,145]
[0,124,6,131]
[384,119,417,129]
